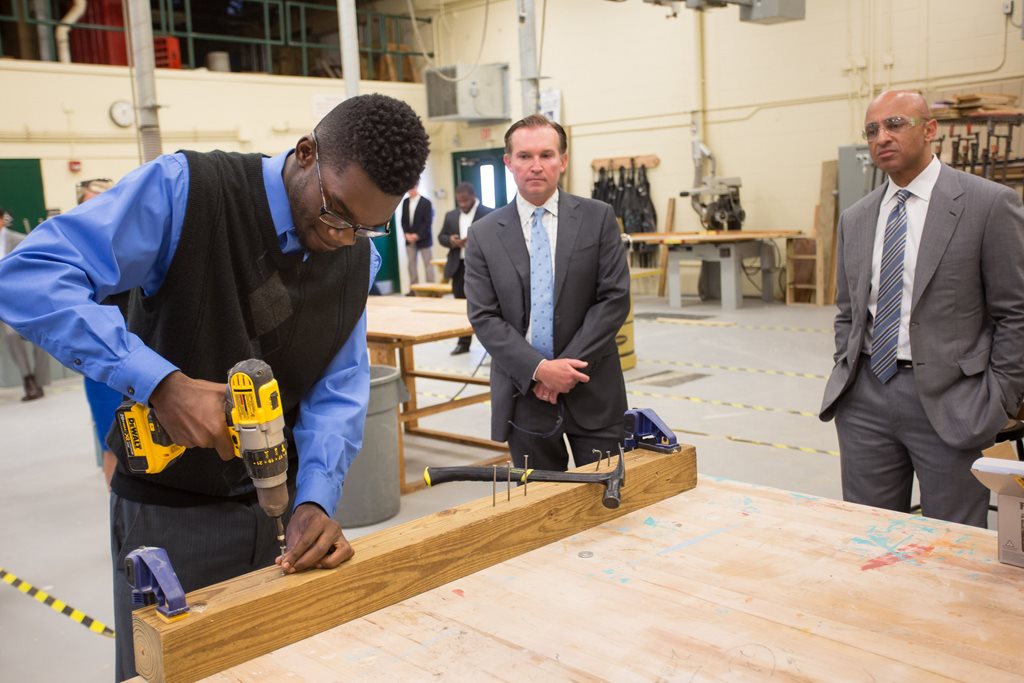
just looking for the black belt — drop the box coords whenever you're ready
[863,354,914,369]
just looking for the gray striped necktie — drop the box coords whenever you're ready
[870,189,912,383]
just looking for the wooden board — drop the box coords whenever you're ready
[409,282,453,297]
[815,160,838,306]
[154,476,1023,683]
[590,154,660,171]
[129,447,698,683]
[627,229,802,245]
[657,196,676,297]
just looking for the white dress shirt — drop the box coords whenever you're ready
[865,154,942,361]
[516,190,559,271]
[457,199,479,260]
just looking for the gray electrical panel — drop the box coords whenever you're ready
[425,64,510,123]
[739,0,806,24]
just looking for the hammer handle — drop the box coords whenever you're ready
[424,466,525,487]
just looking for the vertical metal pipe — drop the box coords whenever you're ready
[517,0,540,117]
[337,0,360,98]
[690,9,708,199]
[263,0,272,73]
[184,0,194,69]
[300,6,308,77]
[125,0,163,163]
[32,0,53,61]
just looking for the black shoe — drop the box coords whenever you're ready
[405,291,417,297]
[21,374,44,401]
[450,344,470,356]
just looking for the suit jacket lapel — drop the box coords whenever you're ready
[554,193,582,307]
[495,203,530,289]
[854,188,884,312]
[912,166,963,313]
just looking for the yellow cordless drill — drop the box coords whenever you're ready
[115,359,290,555]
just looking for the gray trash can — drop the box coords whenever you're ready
[334,365,406,528]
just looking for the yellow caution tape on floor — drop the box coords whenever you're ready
[0,567,115,638]
[645,358,826,380]
[626,389,818,418]
[654,318,736,328]
[651,318,831,334]
[672,427,840,457]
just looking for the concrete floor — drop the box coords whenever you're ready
[0,294,982,681]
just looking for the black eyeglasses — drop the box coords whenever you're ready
[311,130,391,238]
[862,116,923,141]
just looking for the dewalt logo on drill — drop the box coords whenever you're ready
[126,416,143,454]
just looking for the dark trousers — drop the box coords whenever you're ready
[451,260,471,348]
[835,359,990,527]
[507,393,623,471]
[110,492,284,681]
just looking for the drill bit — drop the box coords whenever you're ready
[275,516,287,557]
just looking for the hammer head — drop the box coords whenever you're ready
[600,446,626,509]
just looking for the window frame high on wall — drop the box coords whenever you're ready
[0,0,432,80]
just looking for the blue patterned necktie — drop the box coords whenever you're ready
[529,207,554,359]
[870,189,912,383]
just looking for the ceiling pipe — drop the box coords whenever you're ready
[55,0,87,64]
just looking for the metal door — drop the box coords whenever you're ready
[451,148,515,209]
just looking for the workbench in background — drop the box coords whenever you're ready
[366,296,505,493]
[630,230,801,310]
[182,476,1021,682]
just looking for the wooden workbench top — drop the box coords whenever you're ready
[366,296,471,342]
[193,476,1023,682]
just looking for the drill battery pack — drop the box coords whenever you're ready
[115,401,186,474]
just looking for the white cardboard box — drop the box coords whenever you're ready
[972,457,1024,569]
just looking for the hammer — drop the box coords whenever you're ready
[424,445,626,509]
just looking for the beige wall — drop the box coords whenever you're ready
[0,60,433,214]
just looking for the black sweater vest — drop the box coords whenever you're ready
[110,150,370,506]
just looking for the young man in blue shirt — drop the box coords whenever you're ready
[0,93,429,679]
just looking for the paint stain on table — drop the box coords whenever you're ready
[860,543,935,571]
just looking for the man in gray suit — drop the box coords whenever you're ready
[820,90,1024,527]
[465,115,630,471]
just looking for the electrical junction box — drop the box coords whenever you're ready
[739,0,805,24]
[425,63,510,124]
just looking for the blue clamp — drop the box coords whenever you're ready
[124,547,190,622]
[624,408,681,454]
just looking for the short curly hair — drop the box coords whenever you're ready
[314,93,430,196]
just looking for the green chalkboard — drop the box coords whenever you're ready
[0,159,46,234]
